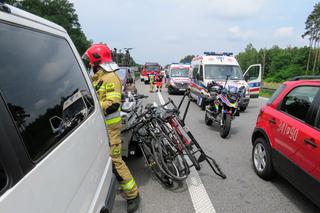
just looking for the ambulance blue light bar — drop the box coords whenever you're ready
[204,52,233,56]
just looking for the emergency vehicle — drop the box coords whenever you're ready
[166,63,191,94]
[252,76,320,207]
[140,62,161,84]
[189,52,262,111]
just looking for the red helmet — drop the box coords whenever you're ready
[83,43,119,71]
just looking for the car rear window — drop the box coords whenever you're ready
[267,84,286,105]
[0,22,94,161]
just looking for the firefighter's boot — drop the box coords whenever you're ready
[127,193,140,213]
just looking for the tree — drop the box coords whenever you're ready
[179,55,195,64]
[302,2,320,74]
[7,0,91,54]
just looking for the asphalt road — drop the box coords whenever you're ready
[113,81,319,213]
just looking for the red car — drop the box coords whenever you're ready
[251,76,320,207]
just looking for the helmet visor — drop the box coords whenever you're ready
[100,62,119,72]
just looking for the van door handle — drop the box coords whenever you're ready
[304,138,317,148]
[269,118,276,124]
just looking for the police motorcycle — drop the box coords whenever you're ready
[120,91,148,157]
[204,75,246,138]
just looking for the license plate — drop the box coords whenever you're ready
[179,89,186,91]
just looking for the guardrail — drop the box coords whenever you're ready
[261,87,276,93]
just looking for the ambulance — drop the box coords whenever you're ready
[166,63,191,94]
[189,52,262,111]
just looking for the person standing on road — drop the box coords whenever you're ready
[82,43,140,213]
[149,72,155,92]
[155,71,164,92]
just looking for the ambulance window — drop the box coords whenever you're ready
[199,65,204,81]
[192,66,199,79]
[0,22,95,161]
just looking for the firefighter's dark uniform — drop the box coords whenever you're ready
[92,68,138,200]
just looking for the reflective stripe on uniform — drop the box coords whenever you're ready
[106,92,121,99]
[105,110,121,125]
[105,116,121,125]
[120,178,136,191]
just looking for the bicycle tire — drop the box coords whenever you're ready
[152,134,188,181]
[151,118,190,180]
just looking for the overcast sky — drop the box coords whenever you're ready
[71,0,318,65]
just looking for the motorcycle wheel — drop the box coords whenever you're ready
[220,114,231,138]
[205,112,213,126]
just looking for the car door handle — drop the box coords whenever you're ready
[269,118,276,124]
[304,138,317,148]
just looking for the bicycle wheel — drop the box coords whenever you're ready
[139,141,174,186]
[150,119,190,180]
[151,134,189,181]
[157,118,200,171]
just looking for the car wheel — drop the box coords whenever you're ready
[252,138,275,180]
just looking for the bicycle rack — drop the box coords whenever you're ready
[168,90,227,179]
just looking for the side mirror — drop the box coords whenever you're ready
[244,75,250,82]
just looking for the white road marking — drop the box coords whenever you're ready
[157,91,216,213]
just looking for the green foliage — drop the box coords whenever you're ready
[7,0,91,54]
[236,44,313,83]
[180,55,195,63]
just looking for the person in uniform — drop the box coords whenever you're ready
[83,43,140,213]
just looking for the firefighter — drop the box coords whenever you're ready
[155,71,164,92]
[82,44,140,213]
[149,72,155,93]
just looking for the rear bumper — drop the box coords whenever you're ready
[102,174,117,213]
[168,85,189,93]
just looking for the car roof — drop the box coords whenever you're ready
[2,3,66,33]
[284,80,320,87]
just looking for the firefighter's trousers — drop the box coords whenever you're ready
[107,122,138,200]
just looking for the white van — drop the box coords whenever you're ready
[0,3,116,213]
[189,52,262,111]
[166,63,191,94]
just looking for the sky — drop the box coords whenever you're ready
[70,0,318,65]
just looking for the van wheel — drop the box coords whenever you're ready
[252,138,275,180]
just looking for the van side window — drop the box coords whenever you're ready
[280,86,320,121]
[0,22,95,161]
[0,163,7,194]
[192,66,199,79]
[199,65,204,81]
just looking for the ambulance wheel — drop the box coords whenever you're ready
[239,106,247,112]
